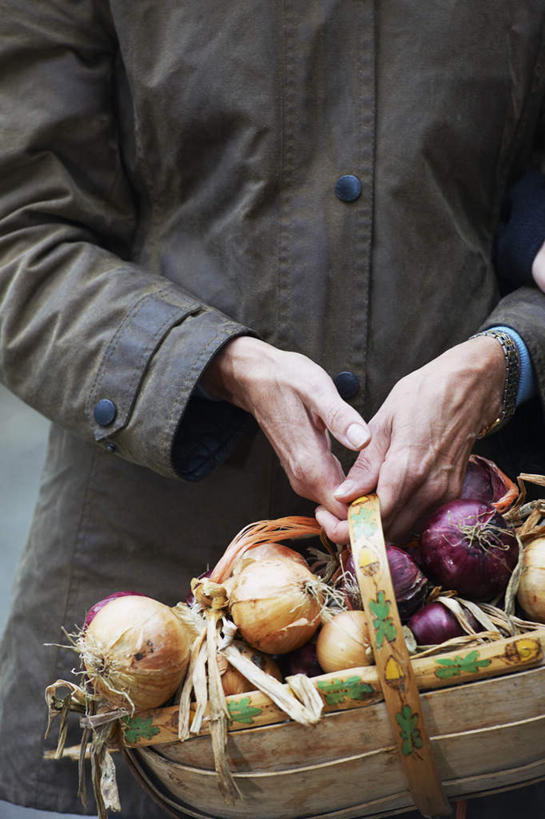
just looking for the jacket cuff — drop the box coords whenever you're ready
[90,298,255,479]
[171,396,253,481]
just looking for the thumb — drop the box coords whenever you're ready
[332,421,389,501]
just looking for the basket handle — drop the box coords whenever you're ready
[348,494,452,818]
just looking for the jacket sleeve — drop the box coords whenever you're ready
[481,287,545,406]
[0,0,251,479]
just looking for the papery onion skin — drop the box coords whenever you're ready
[408,601,481,645]
[217,641,283,695]
[316,610,373,673]
[185,570,212,607]
[84,590,149,630]
[228,558,323,654]
[517,538,545,623]
[460,455,518,514]
[82,595,191,710]
[342,545,430,621]
[419,499,518,601]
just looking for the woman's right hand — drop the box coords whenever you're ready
[201,336,370,517]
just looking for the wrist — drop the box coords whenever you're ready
[200,336,273,407]
[468,330,520,436]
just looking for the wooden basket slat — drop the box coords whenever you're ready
[140,711,545,783]
[149,664,545,773]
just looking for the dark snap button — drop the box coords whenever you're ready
[335,174,362,203]
[94,398,117,426]
[334,371,360,400]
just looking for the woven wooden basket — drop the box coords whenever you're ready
[118,494,545,819]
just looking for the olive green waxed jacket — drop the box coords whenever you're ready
[2,2,545,817]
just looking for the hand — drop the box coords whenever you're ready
[201,337,370,517]
[315,336,506,543]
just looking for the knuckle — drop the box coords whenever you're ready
[349,455,373,478]
[408,457,429,487]
[287,454,321,497]
[325,518,349,545]
[322,402,345,432]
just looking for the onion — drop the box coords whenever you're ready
[419,499,518,601]
[231,542,309,576]
[316,610,373,673]
[228,558,323,654]
[384,545,431,620]
[283,640,322,679]
[84,591,149,630]
[210,516,321,583]
[341,545,430,621]
[408,601,481,646]
[216,641,283,695]
[82,595,191,710]
[517,537,545,622]
[460,455,518,513]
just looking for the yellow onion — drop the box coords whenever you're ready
[228,558,323,654]
[316,610,373,673]
[517,538,545,623]
[82,595,191,710]
[231,542,309,577]
[216,640,283,695]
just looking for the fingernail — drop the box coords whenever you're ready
[334,480,356,499]
[346,423,369,449]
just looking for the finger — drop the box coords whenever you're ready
[297,366,370,452]
[256,396,349,516]
[333,417,391,501]
[315,506,350,545]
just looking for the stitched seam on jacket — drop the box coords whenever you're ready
[353,0,376,404]
[276,0,296,351]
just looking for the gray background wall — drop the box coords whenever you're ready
[0,386,89,818]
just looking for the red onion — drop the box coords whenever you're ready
[385,545,431,620]
[84,591,148,630]
[282,640,322,679]
[408,601,481,645]
[419,499,518,601]
[342,545,430,621]
[460,455,518,513]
